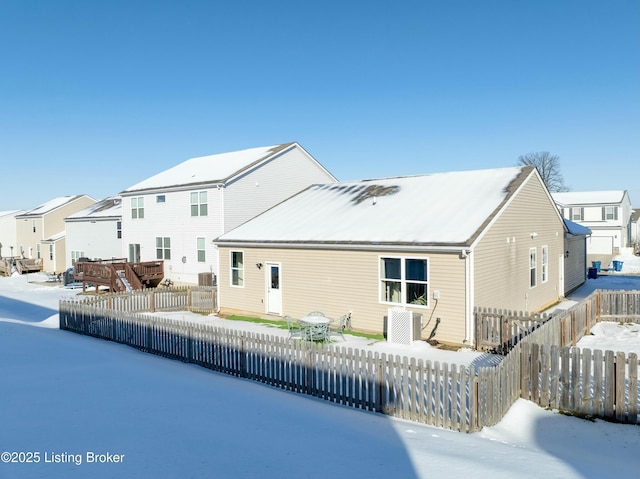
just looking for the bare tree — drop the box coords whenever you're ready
[517,151,569,192]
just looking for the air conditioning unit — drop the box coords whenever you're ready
[387,308,422,345]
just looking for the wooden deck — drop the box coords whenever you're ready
[0,257,44,276]
[74,258,165,292]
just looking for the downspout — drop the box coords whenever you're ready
[215,184,224,313]
[463,249,474,346]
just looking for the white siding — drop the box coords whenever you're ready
[121,188,223,284]
[223,146,336,232]
[0,212,21,258]
[65,219,123,269]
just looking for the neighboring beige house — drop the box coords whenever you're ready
[553,190,634,266]
[215,166,566,348]
[0,210,24,259]
[15,195,97,274]
[120,142,337,285]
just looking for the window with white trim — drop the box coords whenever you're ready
[529,248,537,288]
[36,244,41,259]
[571,207,583,221]
[131,197,144,219]
[379,257,428,307]
[71,251,85,263]
[156,237,171,260]
[541,245,548,283]
[231,251,244,287]
[196,237,206,263]
[116,221,122,239]
[49,244,54,261]
[190,191,208,217]
[603,206,618,221]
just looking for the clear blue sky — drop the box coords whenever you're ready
[1,0,639,210]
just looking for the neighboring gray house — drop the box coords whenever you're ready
[553,190,634,265]
[120,142,337,285]
[64,196,123,269]
[215,166,566,348]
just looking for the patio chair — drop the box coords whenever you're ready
[329,313,352,341]
[307,311,325,317]
[285,315,303,339]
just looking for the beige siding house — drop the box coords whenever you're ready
[15,195,97,274]
[215,166,565,347]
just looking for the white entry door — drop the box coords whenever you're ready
[265,263,282,315]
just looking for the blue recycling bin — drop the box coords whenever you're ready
[592,261,601,272]
[612,260,623,272]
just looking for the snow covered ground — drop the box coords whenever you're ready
[0,264,639,479]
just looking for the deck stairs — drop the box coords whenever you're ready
[116,270,133,292]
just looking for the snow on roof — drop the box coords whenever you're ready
[66,196,122,220]
[42,231,65,242]
[121,143,295,193]
[17,196,85,217]
[552,190,626,205]
[563,218,591,236]
[217,166,530,246]
[0,209,24,218]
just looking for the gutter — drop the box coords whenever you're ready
[212,241,472,253]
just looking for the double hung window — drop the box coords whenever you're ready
[529,248,537,288]
[191,191,208,217]
[197,237,206,262]
[156,237,171,260]
[231,251,244,287]
[131,197,144,219]
[603,206,618,221]
[541,246,548,283]
[380,257,428,307]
